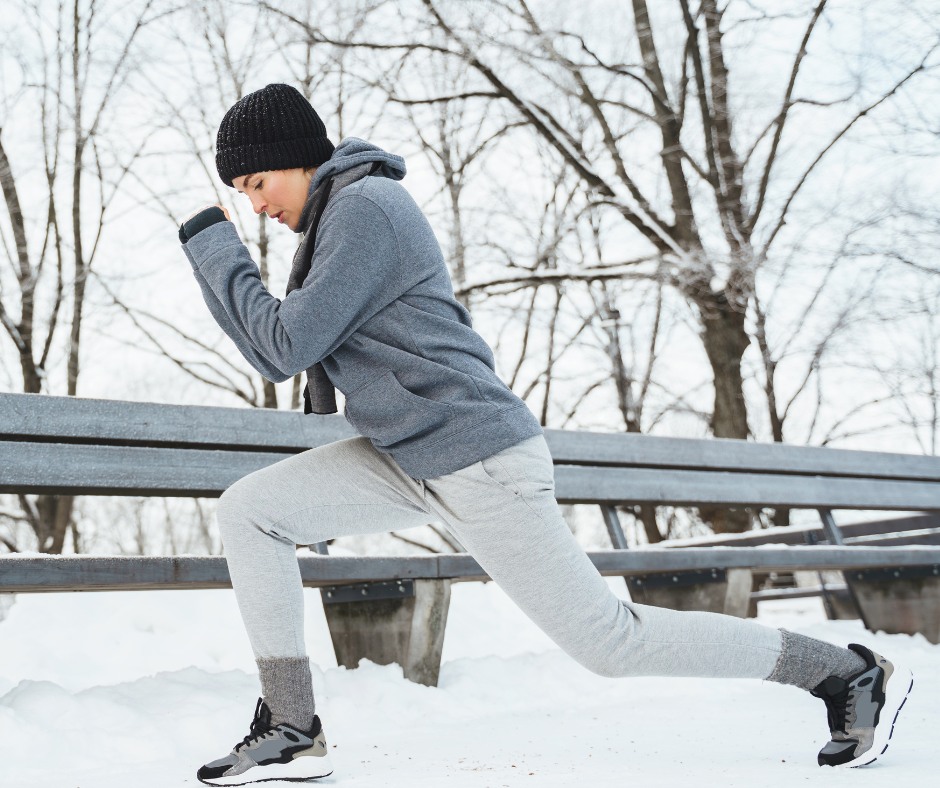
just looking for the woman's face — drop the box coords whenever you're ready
[232,168,315,231]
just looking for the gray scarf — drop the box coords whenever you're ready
[285,162,380,414]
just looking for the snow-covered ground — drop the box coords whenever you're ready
[0,578,934,788]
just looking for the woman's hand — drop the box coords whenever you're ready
[178,204,231,244]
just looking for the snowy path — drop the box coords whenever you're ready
[0,578,934,787]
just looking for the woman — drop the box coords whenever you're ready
[179,83,910,785]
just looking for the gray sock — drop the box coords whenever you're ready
[257,656,316,730]
[766,629,867,691]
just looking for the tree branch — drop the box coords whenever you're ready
[91,271,261,405]
[761,51,933,257]
[749,0,828,231]
[455,259,656,297]
[386,90,502,105]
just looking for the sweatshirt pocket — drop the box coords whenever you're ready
[344,370,455,449]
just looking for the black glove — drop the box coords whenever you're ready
[178,206,227,243]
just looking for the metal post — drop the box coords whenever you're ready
[804,528,837,620]
[601,505,629,550]
[818,508,845,545]
[817,508,869,626]
[601,504,631,596]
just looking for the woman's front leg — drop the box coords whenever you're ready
[214,436,431,726]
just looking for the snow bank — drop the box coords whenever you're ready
[0,580,935,787]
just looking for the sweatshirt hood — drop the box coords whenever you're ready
[308,137,406,195]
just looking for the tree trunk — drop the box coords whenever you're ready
[699,295,750,439]
[67,0,84,397]
[0,132,41,393]
[697,290,752,533]
[291,374,302,411]
[442,139,469,310]
[35,494,75,554]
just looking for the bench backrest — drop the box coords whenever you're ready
[2,392,940,511]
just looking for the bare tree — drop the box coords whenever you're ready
[874,294,939,456]
[117,0,392,412]
[369,52,523,303]
[262,0,938,531]
[109,0,289,409]
[0,0,171,552]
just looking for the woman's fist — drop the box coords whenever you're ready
[178,204,230,243]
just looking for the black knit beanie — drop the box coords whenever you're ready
[215,83,335,187]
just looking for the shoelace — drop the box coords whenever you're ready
[234,698,275,752]
[819,684,855,734]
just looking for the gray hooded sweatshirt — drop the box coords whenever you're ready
[182,137,543,479]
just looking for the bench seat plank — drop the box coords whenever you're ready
[3,546,939,593]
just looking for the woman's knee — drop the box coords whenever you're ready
[576,651,629,679]
[216,474,265,532]
[566,602,641,678]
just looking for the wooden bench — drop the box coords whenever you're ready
[2,392,940,687]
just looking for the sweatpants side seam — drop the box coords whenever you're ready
[266,500,431,539]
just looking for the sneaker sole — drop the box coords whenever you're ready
[197,753,334,786]
[843,667,914,768]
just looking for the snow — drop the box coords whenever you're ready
[0,579,935,787]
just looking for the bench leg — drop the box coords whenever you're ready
[723,568,753,617]
[321,579,451,686]
[847,566,940,643]
[627,569,754,617]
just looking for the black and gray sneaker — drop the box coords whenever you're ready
[196,697,333,785]
[810,643,913,767]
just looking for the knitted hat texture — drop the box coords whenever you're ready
[215,83,334,186]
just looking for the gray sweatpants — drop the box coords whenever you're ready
[216,433,786,681]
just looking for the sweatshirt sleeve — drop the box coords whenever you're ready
[184,193,406,378]
[181,241,292,383]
